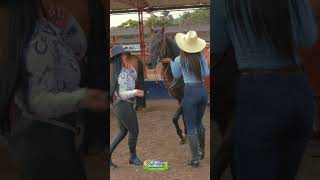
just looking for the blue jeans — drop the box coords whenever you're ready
[183,84,208,135]
[234,73,315,180]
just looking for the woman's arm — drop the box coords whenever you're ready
[25,38,86,118]
[117,70,137,100]
[292,0,318,48]
[169,57,183,79]
[212,0,232,55]
[200,54,210,77]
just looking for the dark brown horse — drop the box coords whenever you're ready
[146,27,187,144]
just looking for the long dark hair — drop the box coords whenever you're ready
[86,0,107,90]
[84,0,108,155]
[0,0,40,136]
[226,0,297,58]
[180,50,202,80]
[110,54,123,102]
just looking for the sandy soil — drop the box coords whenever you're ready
[110,100,210,180]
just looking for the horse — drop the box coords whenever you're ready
[146,27,187,144]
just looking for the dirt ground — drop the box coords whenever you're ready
[110,100,210,180]
[213,122,320,180]
[0,137,106,180]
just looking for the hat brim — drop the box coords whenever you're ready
[110,50,130,59]
[175,33,206,53]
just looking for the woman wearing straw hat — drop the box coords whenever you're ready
[110,45,145,167]
[161,30,209,168]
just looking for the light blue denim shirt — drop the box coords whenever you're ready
[212,0,318,70]
[170,54,210,83]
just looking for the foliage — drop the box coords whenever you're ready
[117,19,139,28]
[115,9,209,29]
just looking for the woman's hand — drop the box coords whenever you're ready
[82,89,109,112]
[160,58,171,63]
[135,89,144,97]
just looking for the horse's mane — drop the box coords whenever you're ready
[165,36,180,59]
[161,34,182,88]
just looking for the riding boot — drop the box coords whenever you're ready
[129,152,143,165]
[187,135,200,168]
[197,127,205,160]
[128,136,143,165]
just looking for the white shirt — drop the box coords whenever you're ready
[116,67,137,101]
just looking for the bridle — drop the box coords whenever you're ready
[149,32,184,93]
[148,33,170,82]
[157,34,181,92]
[149,33,168,65]
[158,34,170,83]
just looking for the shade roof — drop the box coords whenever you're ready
[110,0,210,13]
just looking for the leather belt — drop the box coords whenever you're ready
[21,112,78,134]
[240,66,302,76]
[185,83,205,87]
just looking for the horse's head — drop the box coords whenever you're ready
[146,27,166,69]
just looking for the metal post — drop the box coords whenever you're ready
[138,10,147,78]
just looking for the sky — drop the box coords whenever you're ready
[110,10,189,27]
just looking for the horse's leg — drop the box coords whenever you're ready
[172,101,185,144]
[181,106,187,135]
[180,90,188,137]
[179,103,187,144]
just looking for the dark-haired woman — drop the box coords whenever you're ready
[162,30,209,168]
[213,0,318,179]
[110,45,145,167]
[0,0,108,179]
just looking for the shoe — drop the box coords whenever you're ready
[197,127,205,160]
[129,153,143,165]
[187,135,200,168]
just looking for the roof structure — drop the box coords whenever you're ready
[110,24,210,37]
[110,0,210,13]
[110,0,210,66]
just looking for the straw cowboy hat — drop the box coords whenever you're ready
[110,45,130,59]
[175,30,206,53]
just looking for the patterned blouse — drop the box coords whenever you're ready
[115,67,137,101]
[15,16,88,119]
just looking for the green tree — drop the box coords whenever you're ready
[145,14,174,27]
[117,19,139,29]
[115,9,209,29]
[176,9,210,25]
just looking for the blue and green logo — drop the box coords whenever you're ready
[143,160,169,171]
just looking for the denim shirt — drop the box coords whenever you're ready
[170,54,210,83]
[212,0,318,70]
[15,17,88,119]
[116,67,137,101]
